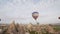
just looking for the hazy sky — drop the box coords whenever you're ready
[0,0,60,24]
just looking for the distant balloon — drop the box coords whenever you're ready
[58,17,60,19]
[0,19,1,21]
[32,12,39,20]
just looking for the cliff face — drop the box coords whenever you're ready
[5,21,25,34]
[0,22,56,34]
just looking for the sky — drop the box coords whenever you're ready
[0,0,60,24]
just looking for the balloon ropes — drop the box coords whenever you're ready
[32,12,39,24]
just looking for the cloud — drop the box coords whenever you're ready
[31,0,40,4]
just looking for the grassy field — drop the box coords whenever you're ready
[53,25,60,31]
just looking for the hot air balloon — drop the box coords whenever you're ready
[32,12,39,25]
[0,19,1,21]
[32,12,39,20]
[58,17,60,19]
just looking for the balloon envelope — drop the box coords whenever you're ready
[0,19,1,21]
[32,12,39,20]
[58,17,60,19]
